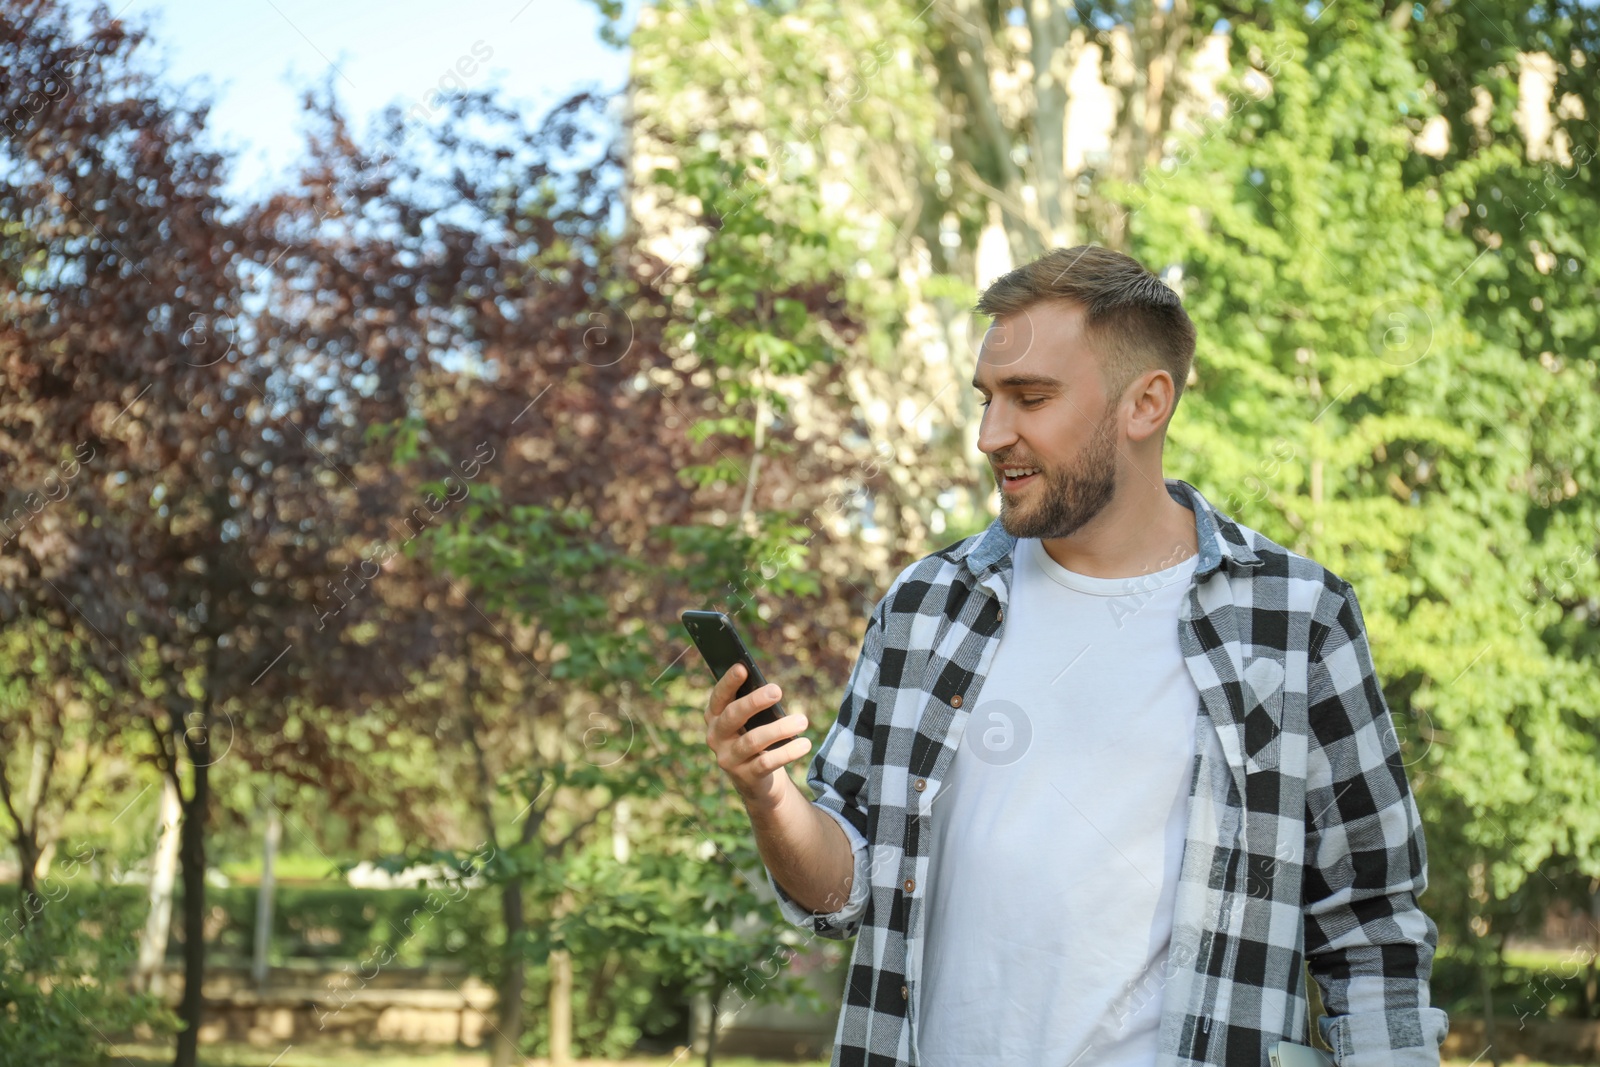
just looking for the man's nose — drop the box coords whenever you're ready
[976,403,1017,457]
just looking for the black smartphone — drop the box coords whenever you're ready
[681,609,789,751]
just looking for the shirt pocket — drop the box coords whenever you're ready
[1241,652,1285,772]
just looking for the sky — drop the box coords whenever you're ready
[98,0,637,202]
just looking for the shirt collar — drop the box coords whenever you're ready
[959,477,1264,581]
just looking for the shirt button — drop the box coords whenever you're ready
[913,778,926,791]
[903,878,916,892]
[997,607,1004,623]
[902,984,909,1000]
[950,693,963,708]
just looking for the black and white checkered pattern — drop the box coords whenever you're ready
[768,478,1448,1067]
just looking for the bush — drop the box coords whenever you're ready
[188,883,499,966]
[0,881,177,1059]
[1432,944,1600,1023]
[0,880,498,967]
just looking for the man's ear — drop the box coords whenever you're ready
[1126,368,1176,443]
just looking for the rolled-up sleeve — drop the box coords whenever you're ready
[1303,579,1450,1067]
[767,588,891,940]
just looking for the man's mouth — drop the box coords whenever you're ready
[999,465,1041,490]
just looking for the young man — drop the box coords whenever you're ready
[704,245,1448,1067]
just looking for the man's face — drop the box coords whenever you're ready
[972,301,1121,540]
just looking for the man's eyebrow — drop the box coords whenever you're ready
[969,373,1065,390]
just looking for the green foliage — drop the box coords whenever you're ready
[0,882,499,968]
[654,144,849,501]
[644,124,867,613]
[0,882,177,1059]
[378,44,874,1057]
[363,414,429,464]
[519,953,688,1060]
[421,501,653,683]
[1433,942,1600,1024]
[521,715,831,1058]
[7,0,1598,1056]
[197,883,499,967]
[1112,1,1600,956]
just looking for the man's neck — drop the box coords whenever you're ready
[1037,481,1198,579]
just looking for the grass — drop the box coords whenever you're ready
[105,1046,829,1067]
[107,1049,484,1067]
[1501,945,1593,970]
[101,1046,1594,1067]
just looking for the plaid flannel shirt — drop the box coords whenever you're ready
[768,477,1448,1067]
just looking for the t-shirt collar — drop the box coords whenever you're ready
[960,477,1264,582]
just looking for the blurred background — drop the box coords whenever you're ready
[1,0,1598,1065]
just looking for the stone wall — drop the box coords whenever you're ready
[157,963,495,1049]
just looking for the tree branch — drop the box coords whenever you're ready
[545,806,603,862]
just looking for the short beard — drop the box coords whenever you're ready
[997,403,1119,540]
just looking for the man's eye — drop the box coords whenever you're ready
[978,397,1044,408]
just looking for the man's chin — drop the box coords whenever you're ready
[999,485,1110,540]
[998,502,1040,538]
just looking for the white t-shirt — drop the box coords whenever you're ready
[915,537,1201,1067]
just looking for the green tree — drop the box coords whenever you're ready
[0,620,127,933]
[1110,3,1600,1045]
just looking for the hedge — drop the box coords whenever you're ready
[0,881,497,965]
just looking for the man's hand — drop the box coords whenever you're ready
[704,662,812,810]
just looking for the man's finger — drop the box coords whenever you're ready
[734,711,808,762]
[721,681,781,737]
[705,662,746,721]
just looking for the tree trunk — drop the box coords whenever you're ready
[549,943,574,1065]
[1480,947,1499,1067]
[1586,886,1599,1015]
[704,984,722,1067]
[173,752,208,1067]
[690,990,711,1059]
[490,874,527,1067]
[612,798,631,863]
[134,776,182,995]
[463,640,528,1067]
[35,838,56,879]
[1025,0,1074,249]
[251,789,280,990]
[942,0,1030,250]
[14,829,41,935]
[735,342,769,537]
[546,882,578,1064]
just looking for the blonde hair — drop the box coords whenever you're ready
[974,245,1196,418]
